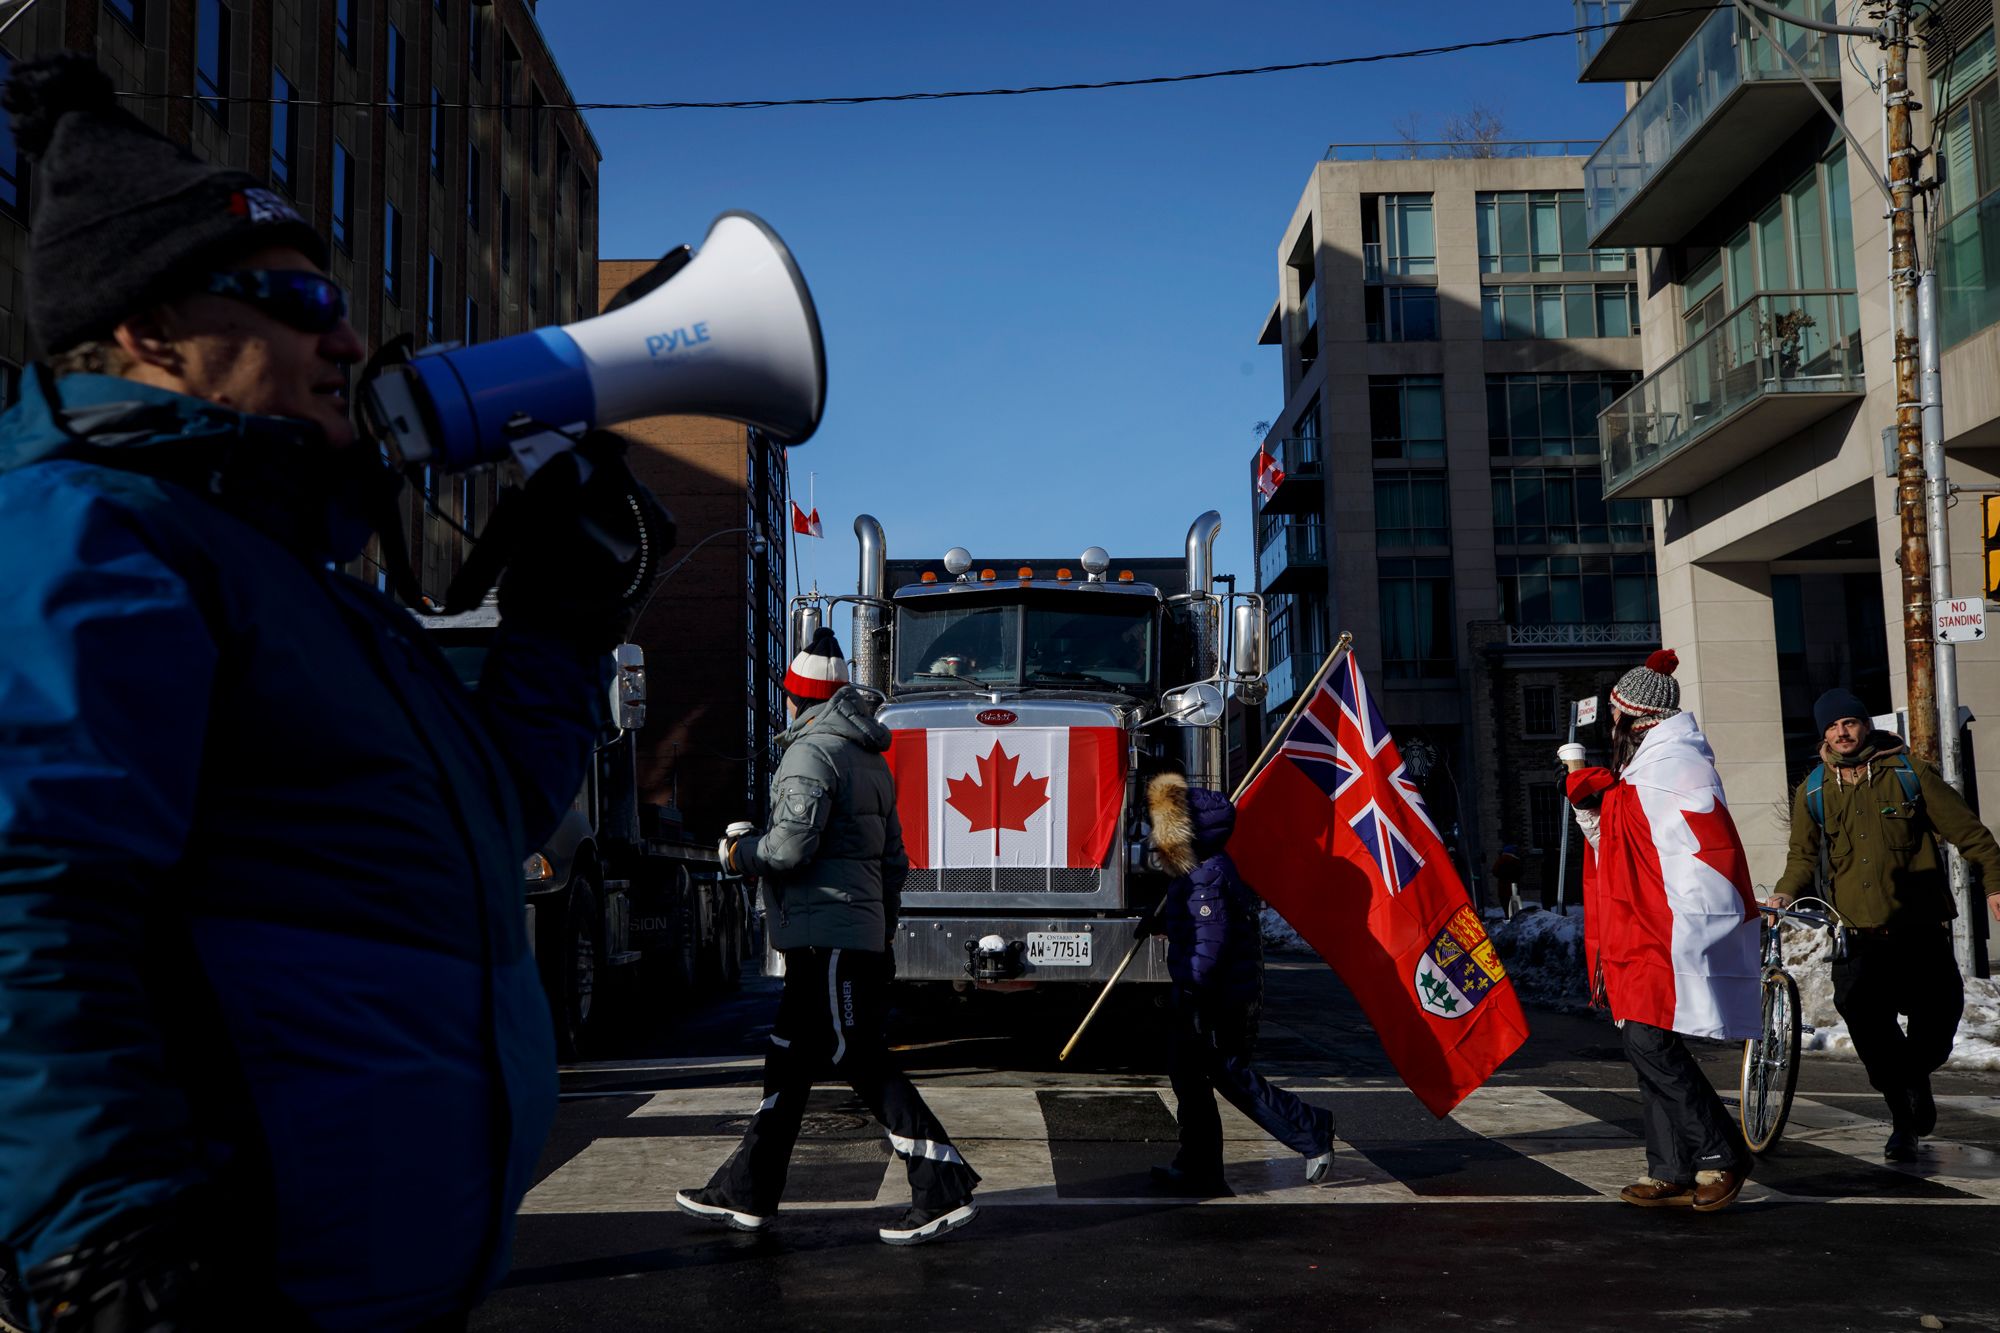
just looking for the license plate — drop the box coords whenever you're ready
[1025,932,1092,967]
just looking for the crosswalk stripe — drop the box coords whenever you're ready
[522,1073,2000,1214]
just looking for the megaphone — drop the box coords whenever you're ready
[360,210,825,474]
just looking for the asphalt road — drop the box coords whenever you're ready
[474,954,2000,1333]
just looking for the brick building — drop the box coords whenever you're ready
[0,0,600,602]
[600,258,792,840]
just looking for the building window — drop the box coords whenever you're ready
[270,68,296,188]
[464,297,479,342]
[1498,554,1658,625]
[1482,282,1639,340]
[426,252,443,342]
[1379,558,1455,681]
[0,52,24,213]
[1374,473,1450,549]
[105,0,142,32]
[1937,26,2000,344]
[1528,782,1561,853]
[335,0,352,61]
[331,141,354,252]
[501,36,521,135]
[1477,190,1634,273]
[1369,376,1445,460]
[553,263,566,322]
[1493,467,1650,546]
[383,202,402,303]
[1524,685,1559,737]
[500,191,512,271]
[195,0,229,121]
[386,25,405,127]
[429,87,443,177]
[528,87,545,170]
[468,4,484,76]
[555,135,571,216]
[1365,285,1439,342]
[1364,194,1435,277]
[1486,371,1640,458]
[466,144,480,228]
[527,233,540,313]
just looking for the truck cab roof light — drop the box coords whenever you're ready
[1018,566,1034,579]
[920,571,937,583]
[1118,570,1134,582]
[979,568,996,582]
[1057,567,1073,581]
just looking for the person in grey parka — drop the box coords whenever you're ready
[677,628,981,1246]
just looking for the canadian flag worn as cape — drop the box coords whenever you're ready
[1229,652,1529,1117]
[1566,711,1761,1040]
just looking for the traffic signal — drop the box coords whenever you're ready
[1986,495,2000,601]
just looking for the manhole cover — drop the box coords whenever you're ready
[717,1111,873,1137]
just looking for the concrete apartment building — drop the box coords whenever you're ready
[1574,0,2000,953]
[599,259,792,841]
[0,0,600,603]
[1255,144,1651,904]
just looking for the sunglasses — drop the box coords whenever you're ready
[199,269,350,334]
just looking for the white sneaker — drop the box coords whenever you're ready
[879,1200,977,1246]
[1305,1149,1335,1185]
[675,1188,770,1232]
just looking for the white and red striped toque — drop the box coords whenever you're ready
[784,626,850,702]
[1610,648,1681,731]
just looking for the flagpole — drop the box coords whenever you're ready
[1058,632,1355,1062]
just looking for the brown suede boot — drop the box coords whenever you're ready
[1618,1176,1694,1207]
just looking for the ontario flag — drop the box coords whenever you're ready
[886,724,1125,870]
[1253,447,1285,501]
[790,501,823,537]
[1229,650,1529,1116]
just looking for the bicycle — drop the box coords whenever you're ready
[1738,898,1842,1153]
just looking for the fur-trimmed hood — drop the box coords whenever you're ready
[1147,772,1236,876]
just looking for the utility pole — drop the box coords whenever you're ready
[1884,0,1940,765]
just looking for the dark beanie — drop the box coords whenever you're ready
[2,53,330,354]
[1813,687,1871,734]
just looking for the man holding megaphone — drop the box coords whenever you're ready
[0,52,824,1333]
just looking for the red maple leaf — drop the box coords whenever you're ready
[1684,802,1754,905]
[945,743,1051,854]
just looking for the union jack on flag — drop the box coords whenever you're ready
[1277,653,1441,894]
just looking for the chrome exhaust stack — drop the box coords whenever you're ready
[852,514,890,690]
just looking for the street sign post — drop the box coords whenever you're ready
[1934,597,1986,644]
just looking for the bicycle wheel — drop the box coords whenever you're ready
[1739,969,1803,1153]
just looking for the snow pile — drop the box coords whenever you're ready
[1786,920,2000,1072]
[1488,907,1592,1012]
[1261,907,1309,953]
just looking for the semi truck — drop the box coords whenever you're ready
[781,510,1266,991]
[425,603,751,1057]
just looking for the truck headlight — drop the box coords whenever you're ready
[524,853,554,883]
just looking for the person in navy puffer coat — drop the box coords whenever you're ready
[0,55,658,1332]
[1145,773,1336,1194]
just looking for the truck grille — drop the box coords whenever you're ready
[905,868,1101,893]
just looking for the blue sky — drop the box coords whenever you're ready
[535,1,1628,590]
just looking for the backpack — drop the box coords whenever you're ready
[1804,757,1921,829]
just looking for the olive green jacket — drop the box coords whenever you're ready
[1773,733,2000,928]
[739,686,909,952]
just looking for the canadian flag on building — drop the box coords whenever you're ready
[790,501,823,537]
[886,726,1125,870]
[1254,447,1286,501]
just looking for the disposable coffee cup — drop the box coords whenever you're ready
[1557,743,1587,772]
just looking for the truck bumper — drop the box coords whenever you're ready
[894,917,1172,985]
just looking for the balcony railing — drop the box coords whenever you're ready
[1938,190,2000,348]
[1257,520,1327,593]
[1600,291,1864,499]
[1254,437,1324,515]
[1505,622,1661,647]
[1326,141,1599,161]
[1583,1,1840,249]
[1261,647,1328,715]
[1575,0,1713,83]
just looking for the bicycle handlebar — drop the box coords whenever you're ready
[1757,904,1833,928]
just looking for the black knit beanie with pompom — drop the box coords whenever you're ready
[1,52,328,354]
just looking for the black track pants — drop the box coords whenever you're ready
[709,947,979,1214]
[1620,1019,1749,1186]
[1832,924,1964,1124]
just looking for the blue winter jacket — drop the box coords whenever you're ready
[0,372,605,1328]
[1156,786,1264,1007]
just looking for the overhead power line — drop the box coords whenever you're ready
[115,5,1729,114]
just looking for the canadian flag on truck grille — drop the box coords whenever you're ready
[886,727,1125,870]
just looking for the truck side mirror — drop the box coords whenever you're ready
[1230,601,1266,679]
[612,643,647,732]
[1162,681,1225,727]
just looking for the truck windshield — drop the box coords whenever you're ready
[896,595,1154,691]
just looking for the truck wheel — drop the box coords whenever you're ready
[555,878,601,1061]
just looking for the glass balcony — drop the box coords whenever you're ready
[1600,291,1864,499]
[1938,191,2000,348]
[1257,519,1326,595]
[1362,241,1383,284]
[1575,0,1712,83]
[1584,1,1841,249]
[1253,437,1323,515]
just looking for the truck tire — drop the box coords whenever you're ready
[554,877,602,1061]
